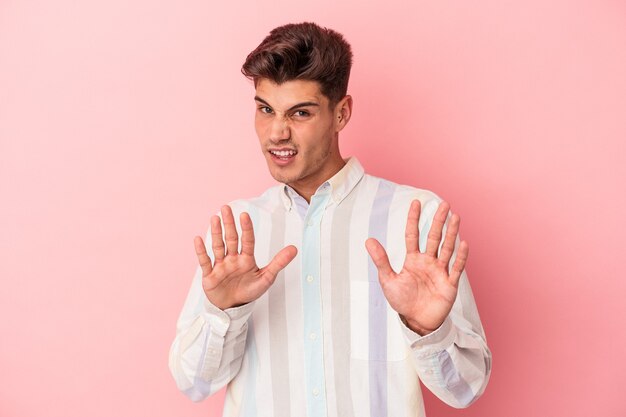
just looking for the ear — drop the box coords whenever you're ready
[334,95,353,132]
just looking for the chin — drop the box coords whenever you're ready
[267,166,294,184]
[264,154,308,185]
[271,172,299,185]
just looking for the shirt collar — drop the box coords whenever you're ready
[280,156,365,211]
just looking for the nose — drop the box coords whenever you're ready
[269,115,290,143]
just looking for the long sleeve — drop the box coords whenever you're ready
[400,270,492,408]
[399,200,492,408]
[168,222,254,402]
[167,160,492,415]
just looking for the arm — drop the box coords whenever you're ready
[401,264,491,408]
[168,260,254,401]
[366,198,491,408]
[169,205,297,401]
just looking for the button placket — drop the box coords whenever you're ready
[301,189,330,416]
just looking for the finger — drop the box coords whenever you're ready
[262,245,298,282]
[438,213,460,267]
[449,241,469,287]
[221,205,239,256]
[426,201,450,257]
[194,235,213,276]
[210,215,225,262]
[405,199,421,254]
[365,238,395,280]
[240,212,255,256]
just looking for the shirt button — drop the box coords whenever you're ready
[307,220,314,226]
[425,369,433,375]
[306,275,314,283]
[312,388,320,396]
[309,332,317,340]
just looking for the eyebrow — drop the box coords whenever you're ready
[254,96,320,111]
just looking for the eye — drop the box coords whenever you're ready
[258,106,273,114]
[293,110,310,117]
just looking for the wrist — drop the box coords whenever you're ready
[400,314,437,336]
[205,292,238,311]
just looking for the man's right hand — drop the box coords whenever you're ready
[194,205,298,310]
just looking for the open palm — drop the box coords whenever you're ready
[365,200,469,335]
[194,205,297,310]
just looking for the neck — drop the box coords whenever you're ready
[288,156,346,204]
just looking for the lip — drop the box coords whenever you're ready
[268,147,297,152]
[268,148,297,167]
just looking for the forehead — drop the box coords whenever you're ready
[255,78,328,108]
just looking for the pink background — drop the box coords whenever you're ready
[1,1,625,416]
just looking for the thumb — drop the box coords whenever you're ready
[365,238,395,281]
[262,245,298,281]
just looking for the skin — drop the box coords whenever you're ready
[193,78,469,336]
[254,78,352,202]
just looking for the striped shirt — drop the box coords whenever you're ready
[169,156,492,417]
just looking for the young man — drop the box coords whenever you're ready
[169,22,491,417]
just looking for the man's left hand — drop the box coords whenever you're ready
[365,199,469,336]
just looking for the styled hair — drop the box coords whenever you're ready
[241,22,353,107]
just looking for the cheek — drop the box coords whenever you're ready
[254,118,267,137]
[303,125,331,151]
[293,124,319,145]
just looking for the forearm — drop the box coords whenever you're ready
[169,264,254,402]
[401,274,492,408]
[403,314,491,408]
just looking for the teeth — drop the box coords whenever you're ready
[271,150,296,157]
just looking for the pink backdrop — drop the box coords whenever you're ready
[1,1,625,416]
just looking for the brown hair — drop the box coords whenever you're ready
[241,22,353,107]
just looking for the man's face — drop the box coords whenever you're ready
[254,78,349,193]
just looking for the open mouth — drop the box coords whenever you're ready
[270,149,297,158]
[269,149,297,165]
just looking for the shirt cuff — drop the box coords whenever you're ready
[400,314,456,356]
[202,297,255,337]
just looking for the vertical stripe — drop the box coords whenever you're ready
[330,187,359,417]
[383,189,413,417]
[239,202,260,417]
[268,207,291,416]
[284,208,306,416]
[247,201,274,414]
[367,180,396,417]
[320,205,337,416]
[349,177,378,417]
[302,186,332,417]
[240,321,258,417]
